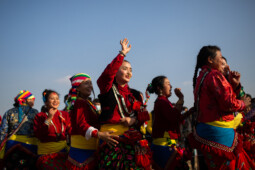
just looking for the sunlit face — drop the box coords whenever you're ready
[116,61,132,85]
[77,79,93,98]
[26,98,35,107]
[208,50,224,73]
[161,78,172,98]
[222,58,229,76]
[46,92,60,109]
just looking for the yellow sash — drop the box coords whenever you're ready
[0,144,5,159]
[100,124,129,136]
[206,114,243,129]
[0,135,38,159]
[38,140,67,155]
[71,135,98,150]
[233,113,243,129]
[9,135,38,145]
[152,132,177,146]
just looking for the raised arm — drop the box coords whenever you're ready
[97,38,131,94]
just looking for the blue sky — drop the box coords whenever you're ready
[0,1,255,115]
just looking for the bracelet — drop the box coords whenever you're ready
[119,51,126,57]
[44,120,50,126]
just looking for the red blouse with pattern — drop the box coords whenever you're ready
[194,66,245,123]
[70,98,100,136]
[152,96,183,139]
[34,110,71,143]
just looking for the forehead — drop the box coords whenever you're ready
[164,78,170,83]
[121,61,132,68]
[49,92,59,97]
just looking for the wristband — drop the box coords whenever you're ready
[44,120,50,126]
[119,51,126,57]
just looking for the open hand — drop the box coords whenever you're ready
[120,38,131,55]
[98,131,119,147]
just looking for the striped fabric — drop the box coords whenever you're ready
[68,73,91,110]
[14,90,35,105]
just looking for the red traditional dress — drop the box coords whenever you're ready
[34,110,71,170]
[189,65,255,169]
[66,98,100,169]
[97,54,151,169]
[152,96,190,169]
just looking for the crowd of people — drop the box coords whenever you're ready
[0,38,255,170]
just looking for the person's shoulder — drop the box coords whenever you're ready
[31,108,39,114]
[5,107,18,115]
[155,96,169,105]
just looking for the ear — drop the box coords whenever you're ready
[207,56,214,64]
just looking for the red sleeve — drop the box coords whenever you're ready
[75,103,92,135]
[208,72,245,112]
[33,113,50,140]
[97,54,124,94]
[62,111,71,136]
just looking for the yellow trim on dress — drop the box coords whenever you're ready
[206,114,243,129]
[0,135,38,159]
[100,124,128,136]
[9,135,38,145]
[152,132,177,147]
[71,135,98,150]
[38,140,67,155]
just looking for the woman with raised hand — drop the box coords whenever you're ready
[66,73,119,169]
[34,89,71,169]
[146,76,192,170]
[189,46,255,169]
[97,38,151,169]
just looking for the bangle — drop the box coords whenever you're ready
[44,120,50,126]
[119,51,126,57]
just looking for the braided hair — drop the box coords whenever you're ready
[192,46,221,90]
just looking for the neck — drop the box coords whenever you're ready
[78,94,89,100]
[116,79,127,87]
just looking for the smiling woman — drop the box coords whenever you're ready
[97,38,151,169]
[33,89,71,170]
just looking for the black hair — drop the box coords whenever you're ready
[147,75,167,95]
[222,56,227,62]
[13,101,19,107]
[193,45,221,90]
[123,59,130,64]
[42,89,59,103]
[64,94,68,102]
[246,93,252,99]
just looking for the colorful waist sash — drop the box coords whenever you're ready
[71,135,98,150]
[0,135,38,159]
[196,121,235,147]
[152,132,177,146]
[38,140,67,155]
[100,124,129,136]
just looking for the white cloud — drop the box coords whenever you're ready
[55,75,71,84]
[182,81,192,86]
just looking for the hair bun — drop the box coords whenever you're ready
[146,83,155,94]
